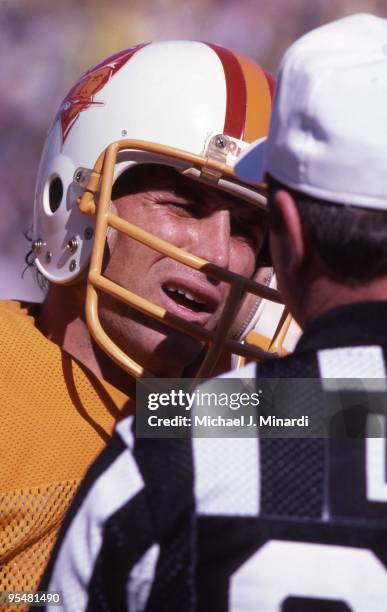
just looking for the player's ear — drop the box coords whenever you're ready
[272,190,306,274]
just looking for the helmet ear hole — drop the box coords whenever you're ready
[47,176,63,213]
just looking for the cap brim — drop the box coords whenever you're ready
[234,137,267,185]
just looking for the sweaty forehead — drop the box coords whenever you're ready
[112,163,258,213]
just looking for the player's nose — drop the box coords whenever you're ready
[188,210,231,269]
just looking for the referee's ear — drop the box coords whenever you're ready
[270,189,306,276]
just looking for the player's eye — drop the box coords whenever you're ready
[162,201,199,217]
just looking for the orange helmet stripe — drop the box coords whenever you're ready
[234,52,273,143]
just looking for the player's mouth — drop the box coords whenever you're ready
[160,278,219,326]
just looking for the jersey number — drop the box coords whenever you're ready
[230,540,387,611]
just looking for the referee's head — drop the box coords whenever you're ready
[235,13,387,327]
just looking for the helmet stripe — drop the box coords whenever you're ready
[207,43,247,139]
[234,52,273,143]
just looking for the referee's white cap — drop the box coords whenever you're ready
[235,13,387,210]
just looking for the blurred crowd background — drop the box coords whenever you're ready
[1,0,387,301]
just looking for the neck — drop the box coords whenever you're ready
[296,274,387,328]
[37,284,137,397]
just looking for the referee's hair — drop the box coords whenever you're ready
[267,175,387,288]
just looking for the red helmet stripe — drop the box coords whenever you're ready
[234,52,273,143]
[207,43,247,139]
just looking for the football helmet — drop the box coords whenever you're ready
[32,40,296,378]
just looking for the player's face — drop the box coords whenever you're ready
[99,166,266,376]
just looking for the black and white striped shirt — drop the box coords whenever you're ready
[41,302,387,611]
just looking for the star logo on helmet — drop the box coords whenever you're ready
[58,45,145,142]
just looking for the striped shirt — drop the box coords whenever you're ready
[41,302,387,611]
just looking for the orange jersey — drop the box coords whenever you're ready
[0,301,134,603]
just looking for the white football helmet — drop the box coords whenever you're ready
[33,40,298,377]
